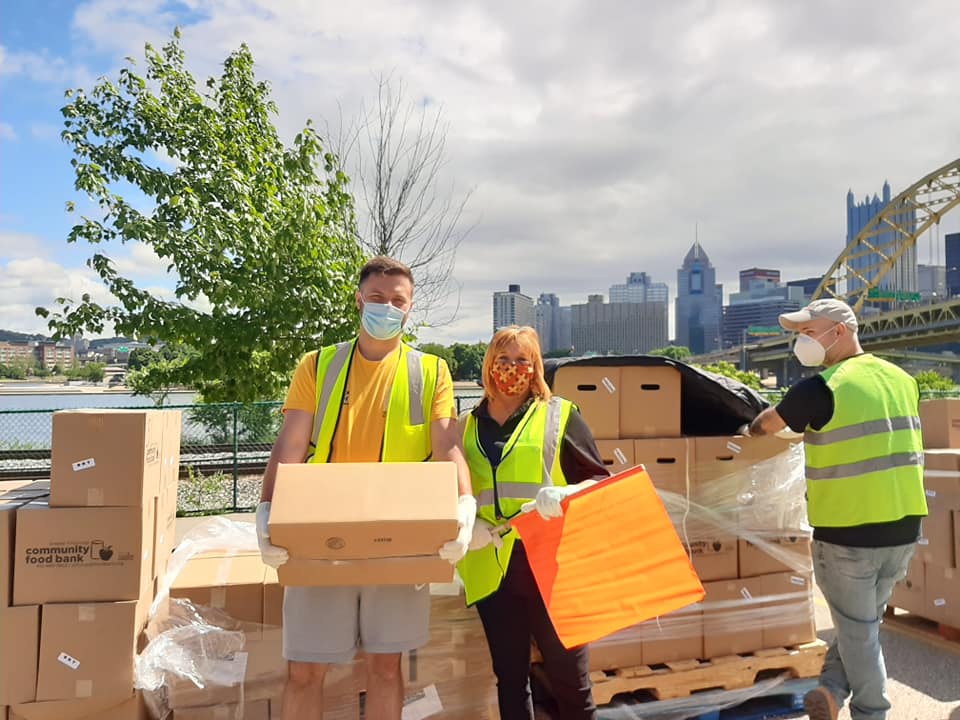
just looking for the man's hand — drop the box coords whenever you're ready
[468,519,505,551]
[439,495,477,564]
[255,502,289,569]
[747,407,788,437]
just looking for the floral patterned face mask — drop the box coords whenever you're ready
[490,358,534,396]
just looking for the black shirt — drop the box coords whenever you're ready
[471,398,610,519]
[775,358,922,548]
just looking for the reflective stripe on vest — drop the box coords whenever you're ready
[803,354,927,527]
[306,340,435,463]
[473,397,565,508]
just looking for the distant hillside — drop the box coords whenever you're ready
[0,329,48,343]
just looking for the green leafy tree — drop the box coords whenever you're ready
[450,342,487,380]
[650,345,692,361]
[188,403,282,445]
[418,343,458,378]
[915,370,955,393]
[699,360,762,390]
[37,31,363,402]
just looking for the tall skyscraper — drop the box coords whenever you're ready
[676,241,723,353]
[535,293,572,353]
[846,182,918,296]
[571,295,668,355]
[493,284,535,332]
[609,272,669,304]
[947,233,960,297]
[739,268,780,293]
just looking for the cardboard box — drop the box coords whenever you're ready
[551,366,620,440]
[925,449,960,472]
[173,700,269,720]
[269,463,457,586]
[738,534,812,578]
[920,472,960,569]
[643,611,703,666]
[167,629,287,709]
[171,554,267,624]
[0,605,39,705]
[619,366,681,438]
[10,692,146,720]
[1,498,35,607]
[593,440,635,476]
[154,484,177,581]
[923,564,960,626]
[50,410,164,508]
[688,538,738,582]
[263,567,282,627]
[36,601,139,701]
[759,572,816,648]
[161,409,183,492]
[692,435,792,486]
[634,438,690,497]
[920,399,960,449]
[889,551,925,613]
[13,500,154,605]
[702,577,764,658]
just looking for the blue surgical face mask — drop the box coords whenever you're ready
[360,300,406,340]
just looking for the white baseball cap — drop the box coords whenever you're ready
[779,298,858,333]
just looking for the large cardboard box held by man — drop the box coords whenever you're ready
[49,410,165,508]
[269,462,459,586]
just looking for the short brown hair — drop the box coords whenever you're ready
[359,256,415,287]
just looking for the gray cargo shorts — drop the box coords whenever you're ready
[282,584,430,664]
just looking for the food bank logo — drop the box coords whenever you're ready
[24,540,123,565]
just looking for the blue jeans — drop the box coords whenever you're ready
[812,540,915,720]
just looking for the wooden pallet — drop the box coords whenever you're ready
[588,640,826,705]
[884,607,960,653]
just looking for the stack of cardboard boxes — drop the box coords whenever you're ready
[891,398,960,629]
[0,409,180,720]
[552,363,816,671]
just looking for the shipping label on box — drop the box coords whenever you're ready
[551,366,620,440]
[688,538,738,582]
[13,501,154,605]
[634,438,690,497]
[759,572,816,649]
[594,441,635,476]
[171,554,267,624]
[50,410,163,508]
[619,366,681,439]
[702,577,765,658]
[920,399,960,450]
[0,605,39,705]
[36,601,139,702]
[269,462,458,562]
[738,535,812,578]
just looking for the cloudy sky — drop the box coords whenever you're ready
[2,0,959,345]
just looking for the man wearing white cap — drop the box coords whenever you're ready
[746,298,927,720]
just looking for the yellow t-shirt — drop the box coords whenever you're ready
[282,345,456,462]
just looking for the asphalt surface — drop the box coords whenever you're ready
[175,515,960,719]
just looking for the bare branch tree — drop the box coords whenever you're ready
[331,75,473,327]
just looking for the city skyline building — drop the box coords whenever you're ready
[739,268,780,293]
[675,240,723,353]
[722,283,805,348]
[571,295,668,355]
[947,233,960,297]
[918,264,947,302]
[535,293,572,353]
[492,284,535,333]
[609,272,669,305]
[846,182,918,296]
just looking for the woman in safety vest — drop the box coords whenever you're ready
[458,325,609,720]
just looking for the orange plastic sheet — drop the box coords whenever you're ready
[512,466,705,648]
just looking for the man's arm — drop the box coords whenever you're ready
[431,416,473,497]
[260,409,314,502]
[747,406,788,437]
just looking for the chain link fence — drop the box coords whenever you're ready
[2,389,955,515]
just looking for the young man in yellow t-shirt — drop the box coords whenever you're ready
[257,256,474,720]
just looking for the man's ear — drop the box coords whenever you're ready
[355,290,364,313]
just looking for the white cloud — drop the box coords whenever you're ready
[11,0,960,344]
[0,45,93,88]
[29,124,59,141]
[0,231,44,260]
[0,122,16,141]
[111,242,173,280]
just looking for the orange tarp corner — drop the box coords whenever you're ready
[512,465,705,648]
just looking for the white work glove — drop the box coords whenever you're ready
[522,479,599,520]
[255,502,289,569]
[468,519,505,551]
[439,495,477,564]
